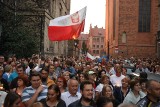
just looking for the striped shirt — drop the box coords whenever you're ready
[61,91,81,107]
[22,85,48,102]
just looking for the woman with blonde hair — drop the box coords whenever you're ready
[101,85,119,107]
[113,77,130,104]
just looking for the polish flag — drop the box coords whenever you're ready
[48,7,87,41]
[86,52,96,60]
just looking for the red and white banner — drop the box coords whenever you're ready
[48,7,87,41]
[86,52,96,60]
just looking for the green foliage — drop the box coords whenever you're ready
[0,6,39,58]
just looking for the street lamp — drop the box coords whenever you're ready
[74,39,78,56]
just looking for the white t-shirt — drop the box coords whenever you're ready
[95,83,104,92]
[110,74,125,87]
[0,91,7,107]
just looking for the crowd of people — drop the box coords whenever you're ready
[0,54,160,107]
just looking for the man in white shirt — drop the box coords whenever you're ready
[0,91,7,107]
[61,79,81,106]
[110,64,125,87]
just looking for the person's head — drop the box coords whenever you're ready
[57,76,67,90]
[118,103,137,107]
[4,64,12,73]
[16,65,25,76]
[30,72,42,89]
[88,71,96,81]
[29,62,34,69]
[4,92,24,107]
[80,81,94,101]
[99,70,106,78]
[101,75,110,85]
[47,84,61,101]
[79,72,85,83]
[122,68,127,76]
[101,85,114,99]
[139,72,148,79]
[129,78,141,92]
[17,75,29,87]
[40,66,49,80]
[0,66,4,77]
[32,56,38,64]
[67,79,79,95]
[146,80,160,100]
[96,96,113,107]
[115,64,122,77]
[155,65,160,73]
[86,64,91,70]
[11,61,16,70]
[139,78,148,92]
[48,64,54,73]
[0,56,4,64]
[54,61,59,67]
[63,71,70,81]
[121,77,130,88]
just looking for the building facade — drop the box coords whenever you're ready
[88,25,105,56]
[106,0,159,58]
[0,0,71,57]
[78,33,89,56]
[158,0,160,58]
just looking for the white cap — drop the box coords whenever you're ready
[88,71,96,75]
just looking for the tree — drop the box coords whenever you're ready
[0,5,39,58]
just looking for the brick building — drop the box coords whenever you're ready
[106,0,159,58]
[78,33,89,50]
[158,0,160,58]
[88,25,105,56]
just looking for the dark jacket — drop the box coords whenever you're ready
[136,96,160,107]
[68,98,96,107]
[113,86,130,104]
[40,99,66,107]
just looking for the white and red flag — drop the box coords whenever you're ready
[86,52,96,60]
[48,7,87,41]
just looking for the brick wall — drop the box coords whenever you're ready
[106,0,158,58]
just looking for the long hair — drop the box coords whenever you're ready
[101,85,115,100]
[3,92,21,107]
[48,84,61,100]
[57,76,67,88]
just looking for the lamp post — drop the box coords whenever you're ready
[74,39,79,56]
[74,42,77,56]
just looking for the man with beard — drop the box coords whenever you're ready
[68,81,96,107]
[136,80,160,107]
[40,66,55,87]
